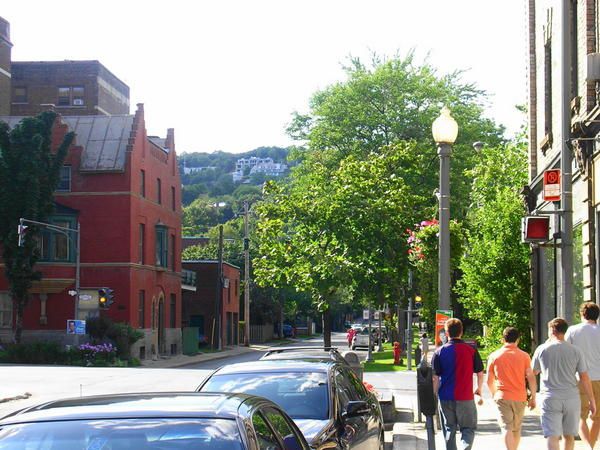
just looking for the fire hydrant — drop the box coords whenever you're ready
[393,341,402,365]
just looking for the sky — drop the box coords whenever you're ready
[2,1,528,154]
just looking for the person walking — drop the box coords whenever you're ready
[432,318,484,450]
[346,327,356,349]
[565,302,600,449]
[532,318,596,450]
[486,327,537,450]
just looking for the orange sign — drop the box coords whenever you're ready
[543,169,561,202]
[435,310,453,346]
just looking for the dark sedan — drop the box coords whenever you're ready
[197,360,384,449]
[0,392,310,450]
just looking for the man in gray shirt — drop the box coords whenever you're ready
[566,302,600,449]
[532,318,596,450]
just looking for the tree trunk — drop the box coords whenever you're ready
[14,298,24,343]
[322,308,332,348]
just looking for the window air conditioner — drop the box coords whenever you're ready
[73,99,84,106]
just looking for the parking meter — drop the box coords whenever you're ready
[415,346,422,365]
[417,359,437,450]
[417,360,437,416]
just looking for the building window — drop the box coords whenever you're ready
[139,224,145,264]
[37,216,76,262]
[138,290,145,328]
[13,87,27,103]
[155,225,168,267]
[0,292,12,328]
[58,86,85,106]
[157,178,162,204]
[140,170,146,197]
[544,34,553,139]
[171,186,176,211]
[170,234,176,270]
[56,166,71,192]
[170,294,176,328]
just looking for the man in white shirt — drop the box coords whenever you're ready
[566,302,600,449]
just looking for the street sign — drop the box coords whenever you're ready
[522,216,550,243]
[363,309,369,320]
[66,319,86,335]
[79,294,92,301]
[543,169,561,202]
[374,311,380,320]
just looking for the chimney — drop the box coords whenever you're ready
[0,16,12,116]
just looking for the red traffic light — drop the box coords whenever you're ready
[522,216,550,243]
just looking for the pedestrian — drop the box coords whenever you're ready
[347,327,355,348]
[420,332,429,362]
[486,327,537,450]
[532,317,596,450]
[432,318,484,450]
[565,302,600,449]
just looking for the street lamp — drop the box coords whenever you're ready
[432,107,458,311]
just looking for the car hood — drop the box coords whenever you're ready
[293,418,331,443]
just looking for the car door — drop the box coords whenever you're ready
[342,367,381,447]
[262,406,309,450]
[334,368,372,449]
[250,411,282,450]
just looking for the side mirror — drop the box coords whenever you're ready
[343,400,370,418]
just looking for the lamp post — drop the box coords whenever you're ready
[432,107,458,312]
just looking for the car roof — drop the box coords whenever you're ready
[213,359,334,376]
[0,392,259,425]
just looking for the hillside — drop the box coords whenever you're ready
[179,146,290,205]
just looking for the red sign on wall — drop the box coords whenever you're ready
[543,169,561,202]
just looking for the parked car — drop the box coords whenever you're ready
[197,359,384,449]
[0,392,310,450]
[261,346,349,365]
[351,327,376,350]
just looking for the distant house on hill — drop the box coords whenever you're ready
[232,156,287,182]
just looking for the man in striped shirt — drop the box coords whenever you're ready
[432,318,484,450]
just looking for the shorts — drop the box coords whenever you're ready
[579,380,600,420]
[495,399,526,432]
[540,396,581,437]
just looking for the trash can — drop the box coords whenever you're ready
[342,351,363,381]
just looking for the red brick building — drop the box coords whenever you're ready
[0,105,182,359]
[182,261,240,348]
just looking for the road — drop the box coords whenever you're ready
[182,331,353,369]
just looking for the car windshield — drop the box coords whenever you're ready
[201,372,329,420]
[0,418,242,450]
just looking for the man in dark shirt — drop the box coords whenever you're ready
[432,318,484,450]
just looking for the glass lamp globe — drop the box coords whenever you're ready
[432,107,458,144]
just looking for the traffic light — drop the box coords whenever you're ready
[17,219,28,247]
[98,288,114,309]
[522,216,550,243]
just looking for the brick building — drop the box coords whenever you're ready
[0,16,129,117]
[527,0,600,343]
[182,261,240,348]
[0,105,183,359]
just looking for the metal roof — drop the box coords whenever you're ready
[0,114,134,172]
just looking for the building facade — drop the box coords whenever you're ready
[527,0,600,343]
[181,261,240,348]
[0,105,183,359]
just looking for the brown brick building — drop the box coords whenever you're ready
[0,16,129,117]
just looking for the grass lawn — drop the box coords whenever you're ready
[362,342,413,372]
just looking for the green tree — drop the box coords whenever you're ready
[456,142,531,349]
[0,112,74,343]
[287,53,505,222]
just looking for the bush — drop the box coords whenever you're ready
[106,322,144,359]
[86,316,113,342]
[0,342,67,364]
[78,342,117,366]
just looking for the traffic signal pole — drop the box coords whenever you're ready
[243,201,250,346]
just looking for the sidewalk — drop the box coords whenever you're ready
[140,344,259,368]
[392,388,592,449]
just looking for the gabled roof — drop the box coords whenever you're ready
[0,115,134,172]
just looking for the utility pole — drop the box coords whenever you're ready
[214,225,224,350]
[407,295,414,371]
[366,305,373,362]
[243,201,250,346]
[559,0,573,319]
